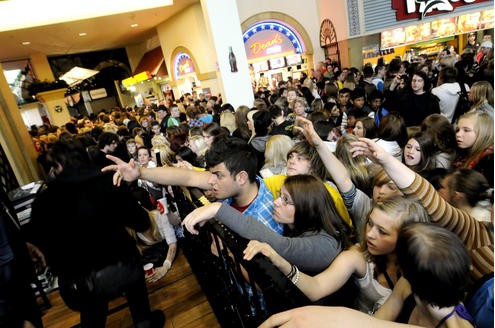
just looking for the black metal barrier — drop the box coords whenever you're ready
[171,186,358,327]
[171,186,311,327]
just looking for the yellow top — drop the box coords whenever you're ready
[263,174,352,227]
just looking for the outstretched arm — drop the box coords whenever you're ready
[102,155,212,189]
[259,306,422,328]
[244,241,365,302]
[295,117,353,193]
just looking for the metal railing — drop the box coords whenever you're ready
[172,186,311,327]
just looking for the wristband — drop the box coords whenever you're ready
[163,259,172,270]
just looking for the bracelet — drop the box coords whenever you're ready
[286,265,296,280]
[291,265,300,285]
[163,259,172,270]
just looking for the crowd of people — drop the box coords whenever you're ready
[6,40,494,327]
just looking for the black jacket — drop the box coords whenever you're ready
[28,168,150,279]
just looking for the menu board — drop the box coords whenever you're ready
[286,54,302,66]
[381,10,492,48]
[481,10,494,29]
[405,23,431,43]
[431,18,456,38]
[381,28,406,48]
[268,57,286,70]
[457,12,482,33]
[252,61,269,73]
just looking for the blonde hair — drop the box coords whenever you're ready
[360,197,430,261]
[264,135,294,168]
[458,111,494,166]
[293,97,308,110]
[127,210,162,253]
[470,81,494,109]
[151,134,174,166]
[188,135,209,157]
[220,111,236,134]
[335,134,376,195]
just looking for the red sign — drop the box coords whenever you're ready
[392,0,490,20]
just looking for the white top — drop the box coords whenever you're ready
[137,210,177,245]
[431,82,470,123]
[354,261,392,314]
[374,139,402,161]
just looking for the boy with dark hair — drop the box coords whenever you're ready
[346,109,367,135]
[350,87,373,116]
[337,88,352,134]
[269,105,293,137]
[105,138,283,234]
[368,90,389,126]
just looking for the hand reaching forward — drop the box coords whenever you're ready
[349,137,391,165]
[243,240,290,273]
[182,203,222,234]
[101,155,141,186]
[293,117,324,147]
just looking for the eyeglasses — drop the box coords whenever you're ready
[276,191,294,206]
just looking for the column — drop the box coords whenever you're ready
[30,52,55,81]
[200,0,254,109]
[0,63,41,185]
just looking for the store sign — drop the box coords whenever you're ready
[393,0,490,20]
[243,20,305,63]
[89,88,107,100]
[174,52,196,79]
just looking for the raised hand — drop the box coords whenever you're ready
[102,155,141,186]
[294,117,324,147]
[349,137,390,165]
[182,203,222,234]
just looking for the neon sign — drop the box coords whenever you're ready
[243,20,305,61]
[250,33,283,55]
[174,52,196,79]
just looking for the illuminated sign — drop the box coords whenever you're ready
[380,9,494,48]
[392,0,490,20]
[174,52,196,79]
[243,20,305,63]
[122,71,152,87]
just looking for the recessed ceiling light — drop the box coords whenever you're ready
[131,23,139,28]
[21,41,30,45]
[79,32,87,36]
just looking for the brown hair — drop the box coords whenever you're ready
[288,140,327,180]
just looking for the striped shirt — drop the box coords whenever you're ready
[403,173,493,281]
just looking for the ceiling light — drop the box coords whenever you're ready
[21,41,31,45]
[79,32,87,36]
[131,24,139,28]
[0,0,173,32]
